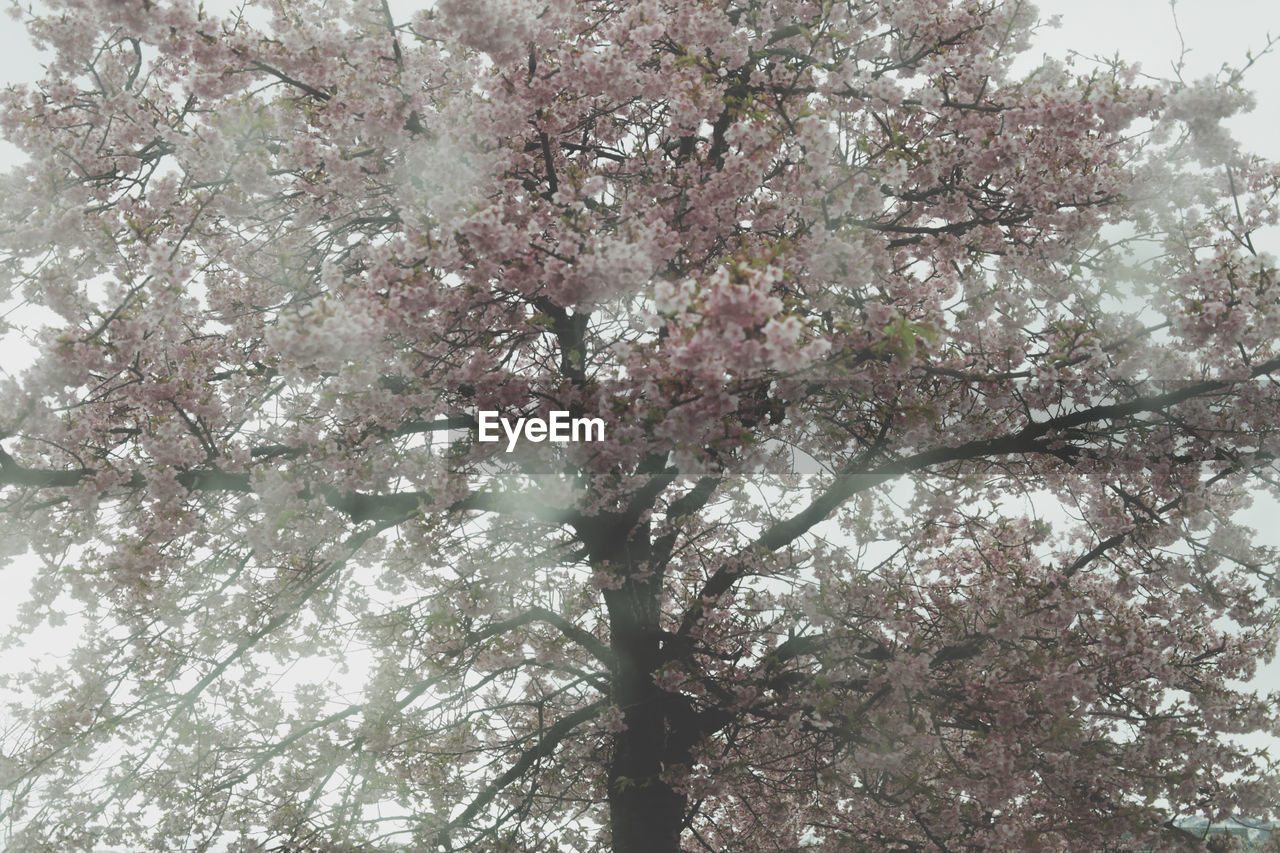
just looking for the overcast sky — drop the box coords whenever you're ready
[1033,0,1279,158]
[1,9,1276,567]
[0,0,1277,774]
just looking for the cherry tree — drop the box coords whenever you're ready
[1,0,1279,850]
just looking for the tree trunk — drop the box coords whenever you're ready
[594,509,689,853]
[605,618,687,853]
[584,508,692,853]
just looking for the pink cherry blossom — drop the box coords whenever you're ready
[0,1,1278,851]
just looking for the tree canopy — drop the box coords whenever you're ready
[1,0,1279,850]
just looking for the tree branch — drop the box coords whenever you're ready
[0,445,572,526]
[682,359,1280,627]
[436,700,605,851]
[466,607,614,668]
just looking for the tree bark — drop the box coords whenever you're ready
[606,619,687,853]
[593,514,688,853]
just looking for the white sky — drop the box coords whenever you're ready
[1033,0,1279,154]
[1028,0,1280,707]
[0,0,1277,831]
